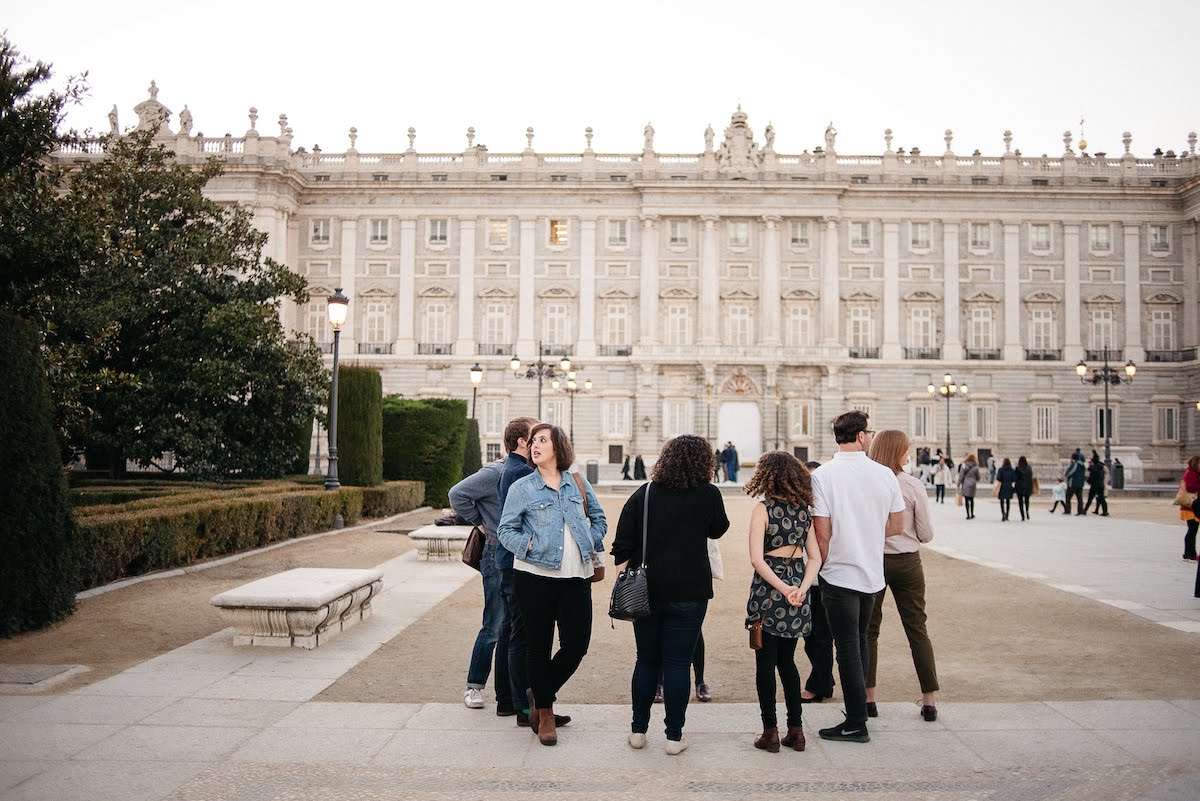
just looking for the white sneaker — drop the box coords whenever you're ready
[463,688,484,709]
[665,738,688,755]
[628,732,646,749]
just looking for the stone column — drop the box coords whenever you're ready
[638,216,659,347]
[1002,222,1022,361]
[396,218,416,355]
[1123,223,1144,360]
[882,221,901,359]
[455,218,476,355]
[820,218,841,348]
[759,216,782,346]
[517,218,536,355]
[338,218,357,351]
[1183,219,1199,350]
[578,217,597,357]
[285,212,300,332]
[1063,223,1083,362]
[942,222,962,360]
[699,216,720,345]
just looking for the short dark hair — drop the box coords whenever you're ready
[503,417,539,453]
[651,435,714,489]
[526,423,573,471]
[832,410,869,444]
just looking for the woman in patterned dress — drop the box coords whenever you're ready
[744,451,823,753]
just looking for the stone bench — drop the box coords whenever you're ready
[407,524,473,560]
[210,567,383,649]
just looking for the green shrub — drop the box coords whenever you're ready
[463,417,482,476]
[335,365,383,487]
[361,480,425,518]
[0,312,79,635]
[73,481,317,519]
[381,397,468,507]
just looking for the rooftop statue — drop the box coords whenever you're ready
[715,106,762,177]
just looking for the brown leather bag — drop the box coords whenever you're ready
[573,472,605,583]
[461,525,485,571]
[748,618,764,650]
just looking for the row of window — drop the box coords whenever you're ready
[310,218,1175,255]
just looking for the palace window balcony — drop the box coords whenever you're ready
[476,343,512,356]
[1084,349,1123,361]
[357,342,394,355]
[1145,348,1197,362]
[541,344,572,357]
[848,346,880,359]
[598,345,633,356]
[316,342,334,354]
[1024,348,1063,361]
[965,348,1002,360]
[904,347,942,360]
[417,342,454,355]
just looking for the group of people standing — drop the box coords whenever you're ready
[449,411,940,753]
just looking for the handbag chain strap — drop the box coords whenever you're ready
[638,482,650,569]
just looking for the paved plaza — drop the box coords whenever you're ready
[2,495,1198,801]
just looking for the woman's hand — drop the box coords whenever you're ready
[786,587,807,606]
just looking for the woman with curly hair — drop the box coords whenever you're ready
[611,435,730,755]
[744,451,823,753]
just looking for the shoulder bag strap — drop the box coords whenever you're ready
[572,472,588,519]
[640,482,650,569]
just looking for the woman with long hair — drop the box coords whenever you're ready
[995,457,1016,521]
[1014,456,1034,521]
[957,453,980,519]
[611,435,729,755]
[497,423,607,746]
[743,451,822,753]
[1179,456,1200,561]
[865,430,940,721]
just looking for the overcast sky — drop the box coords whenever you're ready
[7,0,1198,159]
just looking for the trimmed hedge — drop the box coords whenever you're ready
[0,312,79,635]
[463,417,482,476]
[361,480,425,518]
[382,396,468,507]
[336,365,383,487]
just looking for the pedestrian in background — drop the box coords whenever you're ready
[1178,456,1200,561]
[995,458,1016,522]
[1014,456,1034,521]
[932,456,950,504]
[1064,453,1086,515]
[1084,454,1109,516]
[957,453,980,520]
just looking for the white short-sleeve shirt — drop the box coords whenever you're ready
[811,451,905,593]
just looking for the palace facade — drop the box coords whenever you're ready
[63,93,1200,480]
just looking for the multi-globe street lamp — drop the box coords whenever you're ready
[469,363,484,419]
[325,288,349,527]
[1075,349,1136,473]
[510,342,571,420]
[926,373,967,462]
[551,371,592,442]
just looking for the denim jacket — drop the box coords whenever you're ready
[497,470,607,571]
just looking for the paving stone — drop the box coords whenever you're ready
[273,701,421,729]
[0,722,123,760]
[3,759,207,801]
[8,693,178,725]
[74,724,259,762]
[139,698,300,729]
[230,726,395,763]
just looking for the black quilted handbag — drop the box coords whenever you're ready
[609,483,651,621]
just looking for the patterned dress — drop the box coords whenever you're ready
[745,500,812,638]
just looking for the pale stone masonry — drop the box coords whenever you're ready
[58,91,1200,480]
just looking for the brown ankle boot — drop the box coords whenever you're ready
[754,726,780,752]
[537,708,558,746]
[781,726,806,751]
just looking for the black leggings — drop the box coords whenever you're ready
[999,497,1011,519]
[1185,520,1199,560]
[964,496,975,517]
[755,632,802,729]
[1017,493,1031,519]
[935,485,945,503]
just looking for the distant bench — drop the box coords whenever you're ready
[406,524,473,560]
[210,567,383,649]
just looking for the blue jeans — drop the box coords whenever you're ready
[821,581,876,729]
[631,599,708,741]
[466,540,509,703]
[499,567,529,710]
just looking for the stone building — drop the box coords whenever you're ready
[62,93,1200,480]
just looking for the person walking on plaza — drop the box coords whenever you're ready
[799,461,836,707]
[498,423,607,746]
[1064,452,1086,515]
[995,457,1016,522]
[621,454,632,480]
[612,435,729,755]
[1178,456,1200,561]
[1049,476,1068,514]
[634,453,647,480]
[1084,454,1109,516]
[987,454,997,484]
[957,453,980,520]
[811,411,905,744]
[449,457,510,712]
[932,456,950,504]
[1014,456,1035,521]
[744,451,823,753]
[864,431,940,722]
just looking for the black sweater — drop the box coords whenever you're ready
[610,481,730,601]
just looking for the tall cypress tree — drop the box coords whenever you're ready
[335,365,383,486]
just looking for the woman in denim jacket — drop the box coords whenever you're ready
[497,423,607,746]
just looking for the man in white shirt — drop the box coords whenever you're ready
[810,411,905,743]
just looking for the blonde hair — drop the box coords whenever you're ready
[868,430,910,475]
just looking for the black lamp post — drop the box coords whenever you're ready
[1075,349,1136,473]
[510,342,571,420]
[469,363,483,418]
[927,372,967,461]
[325,288,349,527]
[552,371,592,442]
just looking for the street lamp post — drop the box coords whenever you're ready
[510,342,571,420]
[469,363,483,419]
[552,371,592,442]
[774,392,782,451]
[325,288,349,528]
[1075,349,1136,473]
[927,373,967,461]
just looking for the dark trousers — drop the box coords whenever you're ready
[1066,486,1084,513]
[802,584,835,697]
[499,568,529,712]
[821,581,875,729]
[1185,520,1199,560]
[514,570,592,708]
[1084,487,1108,515]
[999,497,1011,520]
[935,484,945,503]
[756,632,803,729]
[866,552,939,693]
[1017,493,1031,520]
[632,599,707,740]
[964,496,975,518]
[656,630,706,686]
[467,540,508,701]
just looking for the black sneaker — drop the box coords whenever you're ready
[496,700,517,717]
[818,722,870,743]
[866,702,878,718]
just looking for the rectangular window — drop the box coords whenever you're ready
[666,304,691,346]
[1151,309,1175,350]
[431,173,448,182]
[970,308,993,349]
[663,400,693,439]
[785,306,812,347]
[1156,406,1179,443]
[550,174,567,182]
[306,301,328,343]
[909,307,933,347]
[369,219,389,245]
[848,307,873,348]
[851,222,871,249]
[549,219,568,246]
[969,223,991,250]
[1030,223,1051,251]
[1090,309,1115,350]
[728,221,750,248]
[1150,225,1169,252]
[483,400,506,437]
[1095,407,1115,440]
[488,219,508,246]
[789,221,810,247]
[311,219,331,245]
[363,300,389,342]
[971,405,996,441]
[486,443,503,461]
[543,303,569,345]
[669,220,689,246]
[604,400,631,438]
[607,219,628,247]
[910,222,931,250]
[429,218,448,245]
[789,400,814,438]
[603,304,629,346]
[911,405,933,440]
[1029,307,1055,350]
[423,301,448,343]
[483,303,510,345]
[725,305,752,346]
[1033,404,1058,443]
[544,399,566,429]
[1090,224,1111,252]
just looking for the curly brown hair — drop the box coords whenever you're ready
[743,450,812,507]
[650,435,716,490]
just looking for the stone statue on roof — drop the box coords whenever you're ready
[715,106,762,176]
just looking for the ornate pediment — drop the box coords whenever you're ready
[720,287,758,300]
[418,284,455,298]
[842,289,879,302]
[660,286,697,299]
[903,290,941,302]
[1085,292,1121,304]
[599,287,637,299]
[478,286,515,299]
[360,286,395,298]
[719,368,761,397]
[1024,290,1061,303]
[537,285,576,299]
[716,106,763,177]
[964,289,1001,304]
[784,288,818,301]
[1146,291,1182,304]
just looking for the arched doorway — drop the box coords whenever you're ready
[715,370,763,464]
